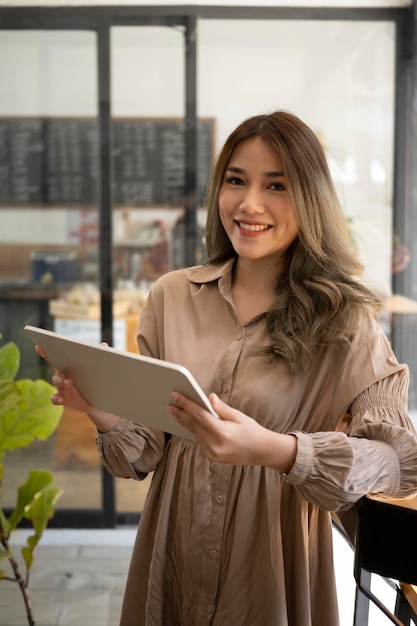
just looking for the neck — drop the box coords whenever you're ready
[233,256,281,294]
[231,257,281,324]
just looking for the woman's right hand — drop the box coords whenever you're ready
[50,371,93,414]
[35,344,92,413]
[35,344,121,432]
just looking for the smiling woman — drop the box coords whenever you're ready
[218,137,298,268]
[205,111,371,371]
[36,109,417,626]
[214,136,299,323]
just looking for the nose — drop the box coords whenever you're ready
[238,187,265,214]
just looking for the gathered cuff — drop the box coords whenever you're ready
[96,417,166,480]
[282,429,404,511]
[96,416,127,444]
[283,432,314,485]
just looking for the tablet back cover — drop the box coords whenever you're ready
[24,325,215,441]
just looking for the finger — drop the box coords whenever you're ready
[35,345,46,358]
[52,373,64,386]
[169,396,222,440]
[35,345,64,375]
[51,374,74,392]
[51,391,64,406]
[209,393,240,423]
[167,403,196,434]
[170,392,212,421]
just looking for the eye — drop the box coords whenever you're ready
[225,176,244,186]
[268,182,286,191]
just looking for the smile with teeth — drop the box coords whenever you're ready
[236,221,272,232]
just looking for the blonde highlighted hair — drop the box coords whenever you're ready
[204,111,383,375]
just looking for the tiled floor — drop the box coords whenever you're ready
[2,529,135,626]
[1,526,399,626]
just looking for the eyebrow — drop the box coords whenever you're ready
[226,166,284,177]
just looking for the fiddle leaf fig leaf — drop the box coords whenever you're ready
[0,335,64,623]
[0,380,22,415]
[20,480,63,570]
[8,469,56,530]
[21,546,33,571]
[0,341,20,381]
[0,507,11,536]
[23,483,63,533]
[0,379,62,453]
[0,546,13,564]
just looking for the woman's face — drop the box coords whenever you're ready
[218,136,298,266]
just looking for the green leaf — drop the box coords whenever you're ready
[21,545,33,570]
[22,533,41,570]
[0,507,11,536]
[20,484,63,570]
[0,342,20,381]
[24,484,63,534]
[0,380,62,453]
[0,546,13,564]
[8,469,55,530]
[0,336,64,583]
[0,380,23,415]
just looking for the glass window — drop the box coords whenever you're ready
[1,17,405,522]
[198,19,395,301]
[0,30,103,513]
[111,25,186,513]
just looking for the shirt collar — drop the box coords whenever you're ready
[186,258,236,285]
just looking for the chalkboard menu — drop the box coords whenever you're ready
[0,117,214,207]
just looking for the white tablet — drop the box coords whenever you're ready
[24,324,217,441]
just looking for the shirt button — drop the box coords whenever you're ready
[207,604,214,613]
[216,494,224,504]
[223,383,229,393]
[210,549,218,558]
[236,331,243,340]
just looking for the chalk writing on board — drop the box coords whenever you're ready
[0,117,214,207]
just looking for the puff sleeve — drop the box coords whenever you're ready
[287,368,417,511]
[96,419,166,480]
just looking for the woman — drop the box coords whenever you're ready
[43,111,417,626]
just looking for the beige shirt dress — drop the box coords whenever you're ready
[97,259,417,626]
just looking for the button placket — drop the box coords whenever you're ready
[197,466,228,624]
[217,324,245,402]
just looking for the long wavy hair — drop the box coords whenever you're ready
[204,111,383,375]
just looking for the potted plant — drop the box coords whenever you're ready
[0,334,63,626]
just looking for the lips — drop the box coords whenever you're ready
[236,220,272,232]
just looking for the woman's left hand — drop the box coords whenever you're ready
[167,392,297,470]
